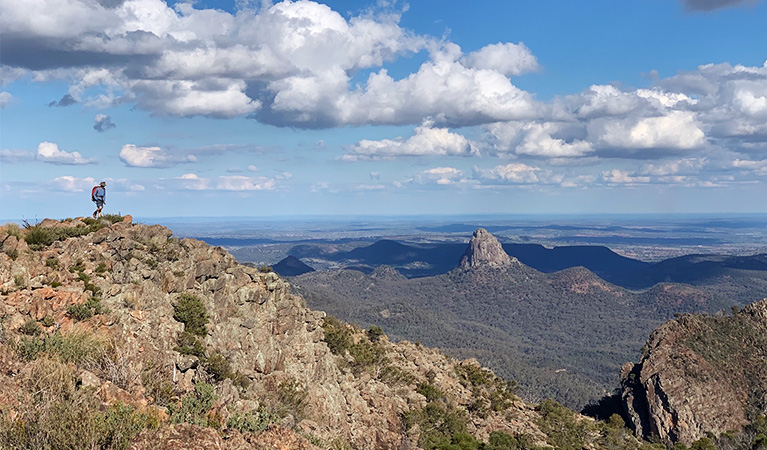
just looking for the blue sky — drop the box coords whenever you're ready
[1,0,766,219]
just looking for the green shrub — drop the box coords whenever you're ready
[41,315,55,327]
[169,382,217,426]
[173,294,209,336]
[16,336,47,361]
[46,257,60,269]
[536,399,591,450]
[258,265,273,273]
[404,403,471,450]
[174,331,206,358]
[19,319,43,336]
[417,382,446,403]
[204,352,232,382]
[4,223,22,238]
[141,361,177,408]
[367,325,384,342]
[13,274,26,288]
[95,262,108,274]
[51,281,62,288]
[277,378,308,419]
[227,407,280,434]
[322,316,352,355]
[67,297,105,321]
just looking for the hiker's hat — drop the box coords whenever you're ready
[100,181,106,187]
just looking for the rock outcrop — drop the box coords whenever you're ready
[459,228,516,269]
[0,218,566,449]
[621,299,767,445]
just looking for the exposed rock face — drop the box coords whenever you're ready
[460,228,515,269]
[0,219,558,449]
[621,299,767,445]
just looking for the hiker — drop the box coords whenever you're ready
[92,181,106,218]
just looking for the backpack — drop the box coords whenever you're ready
[91,186,99,201]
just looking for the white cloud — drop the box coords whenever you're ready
[0,148,34,162]
[640,158,706,176]
[413,167,465,185]
[589,111,706,151]
[50,175,96,192]
[344,125,477,160]
[119,144,196,168]
[601,169,651,185]
[474,163,546,184]
[36,141,95,165]
[482,121,592,158]
[732,159,767,174]
[460,42,540,77]
[0,0,542,126]
[175,173,276,191]
[0,91,12,108]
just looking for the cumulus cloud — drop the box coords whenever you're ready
[175,173,276,191]
[485,122,592,158]
[474,163,549,184]
[601,169,651,185]
[0,91,12,108]
[0,0,541,126]
[412,167,466,185]
[461,42,539,76]
[47,93,77,107]
[50,175,96,192]
[344,125,478,160]
[36,141,95,164]
[588,111,706,154]
[119,144,196,168]
[93,114,116,132]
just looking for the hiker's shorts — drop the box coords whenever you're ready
[94,199,104,208]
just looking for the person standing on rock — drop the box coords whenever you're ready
[92,181,106,219]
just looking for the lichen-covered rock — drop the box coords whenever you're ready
[621,299,767,445]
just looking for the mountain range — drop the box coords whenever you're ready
[280,238,767,301]
[290,229,767,409]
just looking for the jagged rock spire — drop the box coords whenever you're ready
[459,228,514,269]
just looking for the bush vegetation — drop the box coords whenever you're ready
[227,406,280,433]
[21,215,124,250]
[0,355,157,450]
[169,382,219,427]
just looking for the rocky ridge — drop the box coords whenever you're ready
[459,228,517,270]
[621,298,767,445]
[0,217,605,449]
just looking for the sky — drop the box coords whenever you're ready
[1,0,767,219]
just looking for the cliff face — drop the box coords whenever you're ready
[621,299,767,445]
[0,218,557,449]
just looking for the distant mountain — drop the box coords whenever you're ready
[291,230,750,409]
[614,253,767,289]
[273,255,315,277]
[288,237,651,281]
[501,243,649,283]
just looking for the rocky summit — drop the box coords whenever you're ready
[621,299,767,446]
[459,228,516,270]
[1,217,626,450]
